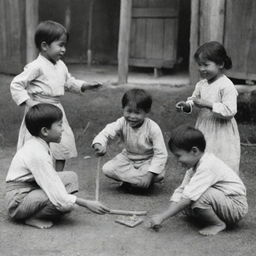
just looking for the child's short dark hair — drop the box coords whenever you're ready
[121,88,152,113]
[194,41,232,70]
[25,103,63,137]
[168,125,206,152]
[35,20,68,50]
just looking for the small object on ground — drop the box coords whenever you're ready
[115,215,143,228]
[83,155,92,160]
[150,224,162,232]
[109,209,147,216]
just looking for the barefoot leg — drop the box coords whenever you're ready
[194,208,226,236]
[24,218,53,229]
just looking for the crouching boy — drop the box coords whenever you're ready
[149,125,248,236]
[5,103,109,229]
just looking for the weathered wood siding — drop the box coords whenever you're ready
[129,0,179,68]
[0,0,26,74]
[224,0,256,80]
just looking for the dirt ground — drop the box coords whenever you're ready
[0,70,256,256]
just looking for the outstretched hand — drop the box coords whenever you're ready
[148,214,164,232]
[81,82,103,92]
[85,200,110,214]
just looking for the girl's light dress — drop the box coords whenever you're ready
[10,54,85,160]
[188,75,240,173]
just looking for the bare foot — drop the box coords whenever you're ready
[199,222,226,236]
[24,218,53,229]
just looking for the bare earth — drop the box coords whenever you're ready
[0,72,256,256]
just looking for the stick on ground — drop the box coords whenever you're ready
[95,157,101,201]
[109,209,147,216]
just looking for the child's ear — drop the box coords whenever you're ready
[219,62,224,69]
[41,41,48,51]
[41,127,49,137]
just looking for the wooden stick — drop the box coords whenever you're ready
[95,157,101,201]
[109,209,147,216]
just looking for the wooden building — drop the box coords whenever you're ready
[0,0,256,86]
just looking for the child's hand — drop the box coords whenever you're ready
[81,82,103,92]
[149,214,164,232]
[175,101,187,112]
[176,101,191,113]
[85,200,110,214]
[140,172,154,189]
[93,143,106,156]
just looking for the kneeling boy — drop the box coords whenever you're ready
[149,125,248,236]
[5,103,109,229]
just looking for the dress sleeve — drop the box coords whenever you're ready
[147,123,168,174]
[10,64,40,105]
[92,118,124,150]
[212,84,238,120]
[26,151,76,212]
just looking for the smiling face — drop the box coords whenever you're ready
[196,57,223,83]
[171,147,201,169]
[123,105,146,128]
[42,33,67,64]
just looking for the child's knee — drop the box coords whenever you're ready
[102,162,115,177]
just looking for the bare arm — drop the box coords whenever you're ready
[75,198,110,214]
[149,198,191,230]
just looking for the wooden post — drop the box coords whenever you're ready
[25,0,39,63]
[189,0,200,86]
[87,0,95,67]
[189,0,226,86]
[65,0,71,32]
[118,0,132,84]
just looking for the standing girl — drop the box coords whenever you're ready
[10,20,101,171]
[176,41,240,173]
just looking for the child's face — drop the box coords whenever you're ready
[172,147,200,168]
[197,57,223,83]
[43,34,67,63]
[123,105,146,128]
[45,120,63,143]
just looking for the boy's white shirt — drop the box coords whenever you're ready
[10,54,85,106]
[171,152,246,202]
[92,117,168,174]
[6,137,76,211]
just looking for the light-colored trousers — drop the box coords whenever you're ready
[185,187,248,225]
[102,152,165,187]
[5,171,78,221]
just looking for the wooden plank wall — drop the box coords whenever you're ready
[0,0,26,74]
[129,0,178,68]
[224,0,256,80]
